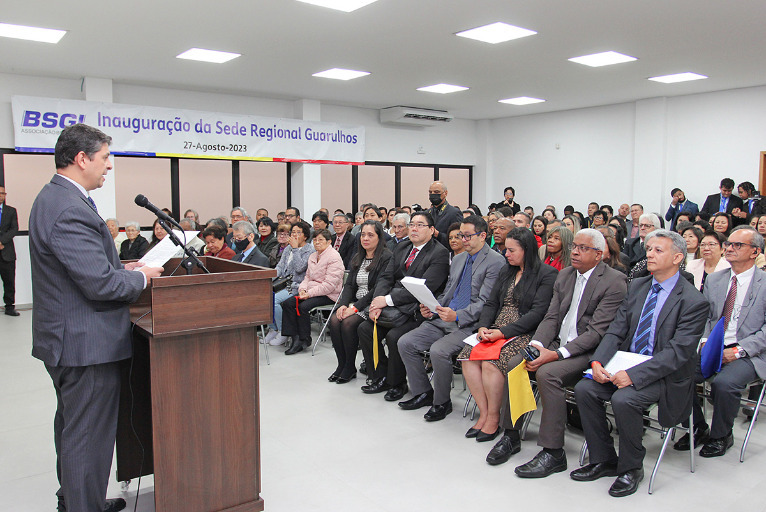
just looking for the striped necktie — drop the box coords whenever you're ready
[405,248,419,269]
[632,283,662,355]
[87,196,98,214]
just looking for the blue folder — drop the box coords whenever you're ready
[700,317,726,379]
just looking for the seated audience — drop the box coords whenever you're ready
[601,205,614,219]
[268,223,292,268]
[749,214,760,229]
[542,208,556,223]
[686,231,729,291]
[263,221,315,346]
[623,213,660,269]
[562,214,581,235]
[276,211,286,224]
[396,216,505,417]
[280,228,344,355]
[387,213,410,251]
[331,213,355,268]
[147,218,168,251]
[255,208,268,221]
[591,210,608,227]
[329,220,392,384]
[675,212,695,229]
[492,218,514,254]
[585,202,600,228]
[626,204,643,239]
[202,224,236,260]
[312,211,330,235]
[256,217,279,263]
[106,218,126,251]
[595,227,629,275]
[616,203,629,221]
[757,215,766,237]
[711,212,733,237]
[542,226,573,271]
[119,221,149,260]
[532,216,548,247]
[680,225,704,262]
[523,206,535,219]
[572,230,708,497]
[231,221,270,266]
[607,216,627,249]
[179,218,205,254]
[184,208,200,225]
[447,222,465,262]
[681,226,766,457]
[459,228,557,440]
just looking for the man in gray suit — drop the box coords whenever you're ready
[231,220,270,266]
[30,124,163,512]
[571,230,708,497]
[678,226,766,457]
[398,215,506,421]
[509,229,627,477]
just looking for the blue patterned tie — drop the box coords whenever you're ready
[632,283,662,355]
[87,196,98,214]
[448,255,473,312]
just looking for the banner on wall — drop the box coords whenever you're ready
[11,95,365,164]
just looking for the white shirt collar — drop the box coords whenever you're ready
[57,173,89,199]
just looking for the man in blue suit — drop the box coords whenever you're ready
[30,124,163,512]
[664,188,699,231]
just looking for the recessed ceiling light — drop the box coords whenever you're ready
[296,0,379,12]
[499,96,546,105]
[648,72,708,84]
[568,51,637,67]
[0,22,66,43]
[176,48,240,64]
[456,22,537,44]
[313,68,370,80]
[417,84,469,94]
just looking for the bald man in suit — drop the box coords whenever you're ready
[30,124,163,512]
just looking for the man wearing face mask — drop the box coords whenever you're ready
[427,181,463,249]
[231,221,270,267]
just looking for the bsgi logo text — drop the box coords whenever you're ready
[22,111,86,128]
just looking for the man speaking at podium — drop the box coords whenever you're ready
[29,124,163,512]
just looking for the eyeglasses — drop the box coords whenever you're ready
[285,213,297,218]
[408,222,429,229]
[569,243,601,253]
[638,223,654,229]
[459,232,480,240]
[699,242,720,248]
[723,241,756,250]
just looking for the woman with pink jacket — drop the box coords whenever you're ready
[281,228,345,355]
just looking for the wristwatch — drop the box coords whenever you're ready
[736,346,748,359]
[555,349,564,361]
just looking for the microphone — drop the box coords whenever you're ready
[134,194,183,231]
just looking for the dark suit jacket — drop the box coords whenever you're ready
[591,274,708,426]
[478,263,558,339]
[30,174,146,367]
[0,203,18,262]
[119,235,149,260]
[331,231,355,268]
[373,238,450,318]
[664,200,699,231]
[622,236,645,267]
[701,193,743,216]
[428,201,463,248]
[236,245,270,267]
[337,249,392,313]
[533,261,627,357]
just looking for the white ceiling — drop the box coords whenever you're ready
[2,0,766,120]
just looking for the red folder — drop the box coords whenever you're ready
[468,337,515,361]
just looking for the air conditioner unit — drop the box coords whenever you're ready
[379,106,453,126]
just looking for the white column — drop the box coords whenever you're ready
[290,100,322,216]
[473,119,492,210]
[632,97,668,215]
[82,77,118,220]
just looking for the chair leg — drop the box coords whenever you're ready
[463,394,473,418]
[741,380,766,462]
[648,427,675,495]
[471,402,478,421]
[520,385,540,441]
[579,440,588,467]
[260,325,270,365]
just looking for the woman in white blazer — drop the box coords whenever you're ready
[686,231,730,291]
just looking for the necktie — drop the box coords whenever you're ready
[405,247,419,269]
[720,196,728,213]
[235,252,245,262]
[632,283,663,355]
[87,196,98,214]
[334,235,341,250]
[559,273,585,344]
[448,256,473,312]
[722,275,738,331]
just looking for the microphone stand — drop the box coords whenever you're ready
[156,218,210,275]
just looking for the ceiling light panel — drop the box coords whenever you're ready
[568,51,637,67]
[176,48,240,63]
[0,22,66,43]
[499,96,546,105]
[456,22,537,44]
[417,84,469,94]
[648,72,708,83]
[296,0,379,12]
[312,68,370,80]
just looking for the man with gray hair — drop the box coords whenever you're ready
[387,212,410,251]
[105,218,126,251]
[231,221,269,267]
[622,212,660,269]
[489,229,628,471]
[677,226,766,457]
[572,229,708,497]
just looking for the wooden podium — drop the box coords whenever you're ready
[116,257,276,512]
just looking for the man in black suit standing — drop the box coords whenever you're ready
[30,124,164,512]
[330,213,355,268]
[231,221,270,266]
[427,181,463,248]
[701,178,743,217]
[571,229,708,497]
[0,186,19,316]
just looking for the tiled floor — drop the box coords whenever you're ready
[3,309,766,511]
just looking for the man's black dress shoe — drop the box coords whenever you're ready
[285,337,305,355]
[570,460,619,481]
[335,372,357,384]
[328,373,340,382]
[398,391,433,410]
[424,400,452,421]
[476,426,501,442]
[465,427,480,438]
[384,382,408,401]
[361,377,390,394]
[4,308,19,316]
[515,449,567,478]
[673,423,709,451]
[700,431,734,457]
[359,360,368,375]
[486,434,521,465]
[608,468,644,497]
[59,498,127,512]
